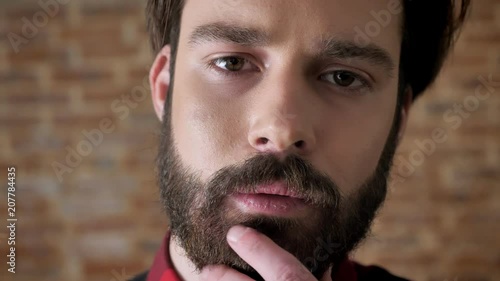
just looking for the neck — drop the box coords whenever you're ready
[169,235,333,281]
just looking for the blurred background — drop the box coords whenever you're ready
[0,0,498,280]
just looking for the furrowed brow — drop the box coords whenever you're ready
[188,22,270,48]
[317,39,396,76]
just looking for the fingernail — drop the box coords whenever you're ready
[227,225,249,243]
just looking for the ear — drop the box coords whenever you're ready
[397,87,413,142]
[149,45,172,121]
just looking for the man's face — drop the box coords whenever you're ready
[156,0,403,279]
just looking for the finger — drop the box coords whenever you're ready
[200,265,254,281]
[227,225,316,281]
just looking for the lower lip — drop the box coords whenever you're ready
[230,193,308,216]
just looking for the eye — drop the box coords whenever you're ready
[212,56,252,72]
[320,70,368,89]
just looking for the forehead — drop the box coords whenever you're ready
[180,0,402,58]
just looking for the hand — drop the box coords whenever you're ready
[199,225,324,281]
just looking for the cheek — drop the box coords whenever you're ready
[318,96,396,193]
[341,126,390,189]
[171,69,247,181]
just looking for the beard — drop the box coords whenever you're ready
[156,89,400,280]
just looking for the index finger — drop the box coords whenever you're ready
[227,225,316,281]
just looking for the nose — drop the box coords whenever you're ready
[247,75,316,157]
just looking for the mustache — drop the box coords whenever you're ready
[203,153,340,208]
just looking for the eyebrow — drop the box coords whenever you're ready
[188,22,270,47]
[316,39,396,76]
[188,22,396,75]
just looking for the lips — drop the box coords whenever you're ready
[251,181,304,199]
[229,182,309,216]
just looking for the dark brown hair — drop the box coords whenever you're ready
[146,0,470,101]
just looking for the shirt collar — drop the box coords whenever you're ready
[147,231,181,281]
[147,231,357,281]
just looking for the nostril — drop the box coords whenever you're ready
[295,140,304,148]
[257,137,269,145]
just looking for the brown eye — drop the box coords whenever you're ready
[214,57,246,71]
[333,71,356,87]
[320,70,366,89]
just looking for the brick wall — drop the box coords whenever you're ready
[0,0,498,280]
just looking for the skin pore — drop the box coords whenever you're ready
[150,0,411,280]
